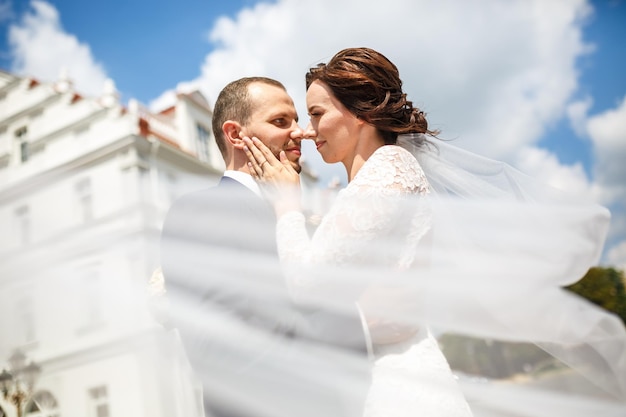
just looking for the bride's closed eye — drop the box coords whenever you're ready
[307,105,323,118]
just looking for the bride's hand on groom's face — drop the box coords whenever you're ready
[242,136,299,184]
[242,136,301,215]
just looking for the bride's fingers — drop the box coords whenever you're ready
[250,137,281,168]
[242,139,264,177]
[247,162,261,179]
[242,137,272,168]
[278,150,293,170]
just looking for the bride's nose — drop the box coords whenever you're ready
[303,122,316,140]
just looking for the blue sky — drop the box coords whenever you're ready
[539,0,626,169]
[1,0,625,269]
[0,0,257,99]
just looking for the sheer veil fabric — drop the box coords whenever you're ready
[274,134,625,415]
[396,134,626,414]
[2,133,624,417]
[265,134,626,416]
[157,136,626,416]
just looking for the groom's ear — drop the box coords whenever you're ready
[223,121,245,149]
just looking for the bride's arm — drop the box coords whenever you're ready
[320,147,432,346]
[280,147,433,348]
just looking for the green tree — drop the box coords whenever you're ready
[564,266,626,326]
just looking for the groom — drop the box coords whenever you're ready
[160,77,371,417]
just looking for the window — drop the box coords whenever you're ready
[20,141,30,162]
[15,126,28,163]
[196,123,211,162]
[15,126,28,138]
[0,126,8,163]
[88,386,109,417]
[15,205,30,245]
[75,178,93,222]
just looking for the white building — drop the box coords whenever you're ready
[0,70,228,417]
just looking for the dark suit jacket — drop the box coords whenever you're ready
[161,176,370,417]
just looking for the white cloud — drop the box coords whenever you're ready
[606,240,626,273]
[587,95,626,156]
[516,146,593,195]
[158,2,586,162]
[8,0,108,97]
[567,96,593,137]
[587,96,626,204]
[585,95,626,265]
[149,0,595,187]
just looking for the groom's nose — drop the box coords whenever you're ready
[290,123,304,142]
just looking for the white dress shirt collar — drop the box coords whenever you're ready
[223,170,262,198]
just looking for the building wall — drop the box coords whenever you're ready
[0,70,220,417]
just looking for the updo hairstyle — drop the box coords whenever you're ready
[306,47,438,145]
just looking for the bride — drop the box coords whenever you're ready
[243,47,474,417]
[244,46,626,416]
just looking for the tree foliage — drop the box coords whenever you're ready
[564,266,626,326]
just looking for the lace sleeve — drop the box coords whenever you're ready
[276,146,432,298]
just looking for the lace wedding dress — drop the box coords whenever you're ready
[276,145,474,417]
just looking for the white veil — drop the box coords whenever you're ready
[153,135,625,416]
[391,134,626,413]
[2,135,624,417]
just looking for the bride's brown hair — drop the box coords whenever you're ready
[306,47,438,145]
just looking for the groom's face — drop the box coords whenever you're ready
[240,82,304,173]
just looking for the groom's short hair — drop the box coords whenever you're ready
[212,76,286,160]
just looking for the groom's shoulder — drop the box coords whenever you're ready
[162,185,220,234]
[168,177,244,210]
[166,187,213,219]
[163,177,258,232]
